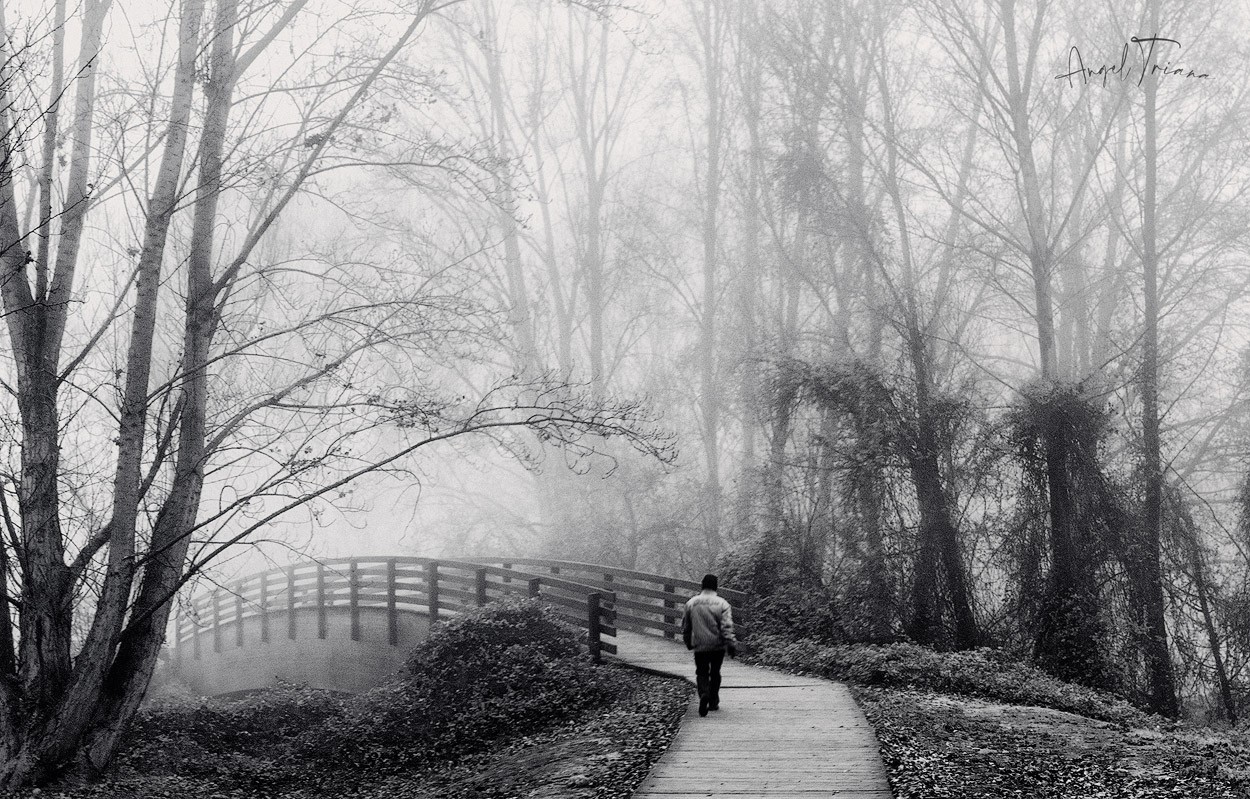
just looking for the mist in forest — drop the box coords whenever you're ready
[3,0,1250,769]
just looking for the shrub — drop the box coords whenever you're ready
[108,599,626,794]
[291,598,627,774]
[744,633,1152,727]
[718,533,845,642]
[404,596,585,682]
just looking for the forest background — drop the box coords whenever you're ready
[3,0,1250,786]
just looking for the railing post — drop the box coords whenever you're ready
[663,583,676,640]
[387,558,399,646]
[426,561,440,621]
[287,565,297,640]
[502,562,511,584]
[260,571,270,643]
[316,562,327,639]
[193,606,201,660]
[349,559,361,642]
[475,568,488,606]
[212,592,221,654]
[235,582,244,647]
[587,592,602,663]
[527,577,541,598]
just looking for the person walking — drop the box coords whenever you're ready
[681,573,737,717]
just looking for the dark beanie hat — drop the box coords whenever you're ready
[701,574,718,590]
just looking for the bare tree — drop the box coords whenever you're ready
[0,0,661,786]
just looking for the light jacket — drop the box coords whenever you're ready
[681,590,736,653]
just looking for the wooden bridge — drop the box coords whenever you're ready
[165,556,748,695]
[164,555,893,797]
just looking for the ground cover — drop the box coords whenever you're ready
[856,686,1250,798]
[12,600,691,799]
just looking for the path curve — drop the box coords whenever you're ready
[612,632,894,798]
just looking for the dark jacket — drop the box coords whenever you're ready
[681,590,737,653]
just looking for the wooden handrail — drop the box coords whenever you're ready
[472,557,749,603]
[469,557,749,642]
[172,556,627,662]
[170,555,750,666]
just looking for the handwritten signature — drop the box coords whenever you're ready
[1056,36,1209,87]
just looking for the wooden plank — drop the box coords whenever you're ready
[536,591,599,614]
[436,585,478,604]
[386,558,398,645]
[316,563,327,639]
[616,612,681,636]
[286,565,297,639]
[349,560,360,641]
[475,568,488,606]
[259,572,270,643]
[469,557,750,605]
[426,561,439,621]
[587,593,602,662]
[663,582,676,639]
[211,593,221,653]
[234,583,244,648]
[389,581,428,594]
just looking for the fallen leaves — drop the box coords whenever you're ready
[854,686,1250,799]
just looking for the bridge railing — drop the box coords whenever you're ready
[173,557,618,662]
[467,558,749,642]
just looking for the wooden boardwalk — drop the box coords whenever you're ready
[612,632,894,798]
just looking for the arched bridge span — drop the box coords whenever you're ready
[164,557,748,696]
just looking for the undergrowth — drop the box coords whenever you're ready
[743,633,1153,727]
[43,599,630,797]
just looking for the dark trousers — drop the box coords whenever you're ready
[694,650,726,705]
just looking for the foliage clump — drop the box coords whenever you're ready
[1007,381,1127,693]
[307,598,620,772]
[717,532,842,640]
[79,599,627,796]
[744,633,1151,727]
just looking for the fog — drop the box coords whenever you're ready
[4,0,1250,722]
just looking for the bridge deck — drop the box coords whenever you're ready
[612,632,894,798]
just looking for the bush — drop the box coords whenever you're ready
[107,599,627,794]
[718,533,844,642]
[404,596,585,682]
[292,598,627,774]
[744,633,1152,727]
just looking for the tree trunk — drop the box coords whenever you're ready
[997,0,1105,685]
[567,16,613,394]
[1032,416,1107,687]
[734,0,762,532]
[0,0,112,786]
[693,0,727,556]
[1,0,448,786]
[477,3,538,374]
[1136,0,1178,716]
[1187,528,1235,724]
[77,0,236,769]
[868,14,978,649]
